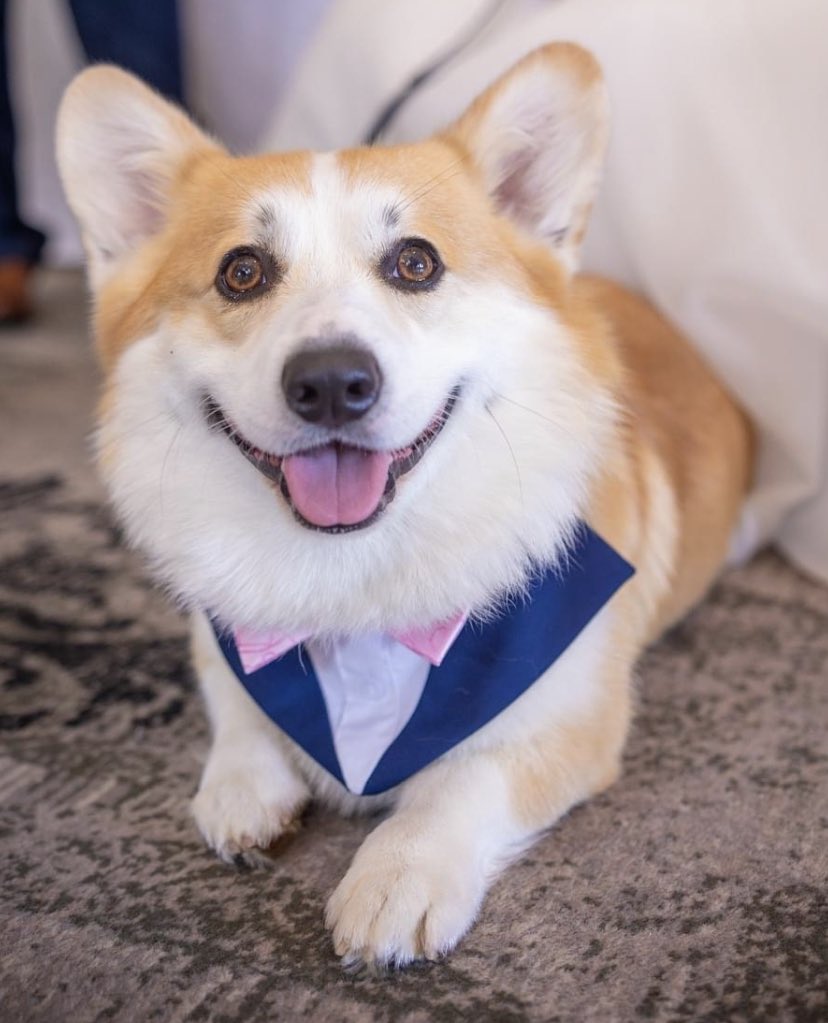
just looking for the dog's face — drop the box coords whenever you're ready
[57,44,618,633]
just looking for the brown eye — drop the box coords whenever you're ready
[216,247,274,301]
[383,238,443,291]
[398,244,435,282]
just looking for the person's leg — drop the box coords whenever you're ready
[0,0,46,322]
[68,0,183,102]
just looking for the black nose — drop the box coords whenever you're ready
[282,345,382,427]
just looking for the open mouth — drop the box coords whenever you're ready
[204,388,460,533]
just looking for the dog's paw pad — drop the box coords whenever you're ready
[192,768,308,865]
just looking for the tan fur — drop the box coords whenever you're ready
[504,277,752,827]
[94,151,314,366]
[586,278,753,629]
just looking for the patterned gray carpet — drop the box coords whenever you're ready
[2,272,827,1022]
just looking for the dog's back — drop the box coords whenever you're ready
[582,275,753,638]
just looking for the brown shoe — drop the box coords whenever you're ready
[0,259,33,325]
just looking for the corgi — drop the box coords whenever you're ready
[56,43,752,967]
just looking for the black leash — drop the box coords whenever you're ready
[361,0,509,145]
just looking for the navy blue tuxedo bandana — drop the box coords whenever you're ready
[212,523,634,796]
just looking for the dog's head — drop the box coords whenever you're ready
[57,44,619,633]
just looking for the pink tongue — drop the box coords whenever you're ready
[281,445,394,527]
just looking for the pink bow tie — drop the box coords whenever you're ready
[234,611,468,675]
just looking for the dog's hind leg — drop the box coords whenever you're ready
[189,611,310,865]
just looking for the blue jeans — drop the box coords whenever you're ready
[0,0,183,261]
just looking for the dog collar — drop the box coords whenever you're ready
[212,522,634,796]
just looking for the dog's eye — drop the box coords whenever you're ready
[383,239,443,291]
[397,244,436,282]
[216,247,274,301]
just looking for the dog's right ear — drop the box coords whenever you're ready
[56,65,221,289]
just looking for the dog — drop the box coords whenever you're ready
[56,43,752,966]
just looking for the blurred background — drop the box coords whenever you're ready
[9,0,330,264]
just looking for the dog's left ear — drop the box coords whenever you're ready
[447,43,608,273]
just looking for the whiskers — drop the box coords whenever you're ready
[201,394,227,434]
[491,390,586,447]
[154,394,226,512]
[158,416,186,516]
[395,155,467,216]
[200,395,248,451]
[485,406,523,506]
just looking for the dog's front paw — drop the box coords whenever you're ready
[192,749,309,866]
[325,815,487,967]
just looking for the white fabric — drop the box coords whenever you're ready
[263,0,828,582]
[307,634,430,794]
